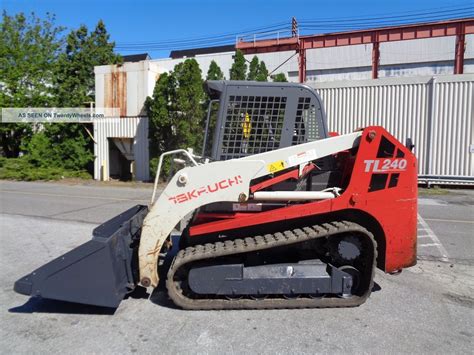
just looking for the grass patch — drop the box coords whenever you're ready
[0,157,91,181]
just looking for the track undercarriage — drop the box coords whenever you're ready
[167,220,377,310]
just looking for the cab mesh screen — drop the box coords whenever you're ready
[293,97,319,145]
[220,95,287,159]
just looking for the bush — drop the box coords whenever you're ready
[22,126,93,170]
[0,157,91,181]
[22,132,52,167]
[149,155,176,182]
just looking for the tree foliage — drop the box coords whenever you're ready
[0,11,64,157]
[146,59,206,176]
[246,55,268,81]
[0,11,63,107]
[146,72,174,158]
[46,19,120,171]
[229,50,247,80]
[173,59,206,150]
[54,20,121,106]
[247,56,259,80]
[256,61,268,82]
[33,124,93,170]
[272,73,288,82]
[206,60,224,80]
[0,12,118,174]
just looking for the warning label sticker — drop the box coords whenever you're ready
[287,149,317,166]
[267,160,286,173]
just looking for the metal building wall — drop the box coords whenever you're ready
[93,117,149,181]
[311,74,473,184]
[151,36,473,82]
[428,76,473,181]
[95,61,161,117]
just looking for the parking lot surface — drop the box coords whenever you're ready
[1,181,473,354]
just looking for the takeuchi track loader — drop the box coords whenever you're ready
[14,81,418,310]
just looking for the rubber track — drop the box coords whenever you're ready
[166,220,377,310]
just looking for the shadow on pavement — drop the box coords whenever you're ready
[9,285,152,315]
[9,297,117,315]
[124,285,150,300]
[149,234,181,309]
[149,287,180,309]
[372,282,382,292]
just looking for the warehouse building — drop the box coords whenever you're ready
[93,19,474,184]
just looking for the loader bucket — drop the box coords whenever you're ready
[14,205,148,308]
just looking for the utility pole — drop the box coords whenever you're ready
[292,17,298,37]
[293,17,306,83]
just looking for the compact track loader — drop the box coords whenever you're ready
[14,81,418,309]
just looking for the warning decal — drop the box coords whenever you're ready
[267,160,286,173]
[287,149,317,166]
[242,112,251,139]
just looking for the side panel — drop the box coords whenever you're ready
[343,127,418,270]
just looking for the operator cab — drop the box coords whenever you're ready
[204,80,329,161]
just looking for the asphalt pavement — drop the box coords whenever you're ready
[0,180,473,354]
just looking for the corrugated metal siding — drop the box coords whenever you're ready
[429,78,473,178]
[94,117,149,181]
[311,74,474,183]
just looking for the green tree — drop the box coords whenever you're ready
[45,20,121,171]
[206,60,224,80]
[204,61,223,156]
[38,123,93,170]
[272,73,288,82]
[246,56,269,82]
[173,59,206,150]
[145,72,175,158]
[0,11,64,157]
[247,56,259,80]
[256,61,268,82]
[229,50,247,80]
[54,20,121,106]
[146,59,206,176]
